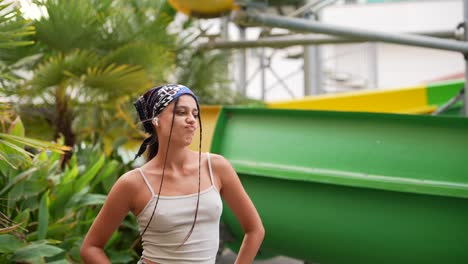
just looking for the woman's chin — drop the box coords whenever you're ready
[182,137,193,146]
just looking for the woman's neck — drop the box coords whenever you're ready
[149,144,194,170]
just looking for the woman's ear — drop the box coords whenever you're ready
[153,117,159,127]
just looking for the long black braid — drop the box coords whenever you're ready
[179,100,203,248]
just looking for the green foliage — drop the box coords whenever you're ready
[0,103,136,262]
[0,142,138,263]
[12,241,64,263]
[33,0,113,53]
[0,103,70,169]
[173,27,253,105]
[0,2,35,49]
[5,0,176,156]
[0,1,36,86]
[176,49,233,104]
[3,0,256,162]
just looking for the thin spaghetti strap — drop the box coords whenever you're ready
[206,153,215,187]
[137,168,156,196]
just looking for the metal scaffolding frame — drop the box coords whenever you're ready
[198,30,458,50]
[231,10,468,53]
[199,1,468,116]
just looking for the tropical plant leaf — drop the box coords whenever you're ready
[0,1,35,89]
[108,249,135,264]
[0,234,25,253]
[90,159,119,189]
[0,2,35,50]
[0,133,71,153]
[12,242,64,263]
[74,193,107,207]
[82,63,152,99]
[74,154,105,192]
[0,138,32,168]
[50,180,74,219]
[0,167,37,196]
[37,191,49,240]
[8,116,25,136]
[45,221,78,239]
[103,41,174,82]
[0,138,34,157]
[34,0,111,53]
[12,209,30,230]
[0,133,69,169]
[0,150,19,168]
[47,260,69,264]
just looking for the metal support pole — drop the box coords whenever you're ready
[464,0,468,116]
[260,48,266,100]
[238,26,247,96]
[200,34,357,50]
[368,42,378,89]
[303,13,322,95]
[221,15,229,40]
[232,11,468,53]
[198,30,455,50]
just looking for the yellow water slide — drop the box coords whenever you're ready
[190,105,221,152]
[267,85,436,114]
[168,0,236,18]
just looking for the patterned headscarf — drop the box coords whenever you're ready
[133,84,199,159]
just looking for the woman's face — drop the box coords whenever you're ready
[156,94,199,146]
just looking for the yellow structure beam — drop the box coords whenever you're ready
[267,85,432,114]
[190,105,221,152]
[168,0,235,18]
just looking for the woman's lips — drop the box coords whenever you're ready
[185,126,196,132]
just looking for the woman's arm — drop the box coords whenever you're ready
[80,172,136,263]
[213,154,265,264]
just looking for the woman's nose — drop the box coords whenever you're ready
[186,114,196,123]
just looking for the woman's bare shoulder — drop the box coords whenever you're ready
[112,169,143,193]
[208,153,237,182]
[208,153,231,168]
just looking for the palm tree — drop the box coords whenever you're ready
[0,1,70,238]
[4,0,253,164]
[7,0,176,163]
[1,0,69,168]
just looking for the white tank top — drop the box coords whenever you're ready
[136,153,223,264]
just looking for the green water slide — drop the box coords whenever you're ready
[427,80,465,116]
[211,107,468,264]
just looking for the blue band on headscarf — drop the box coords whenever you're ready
[150,84,198,118]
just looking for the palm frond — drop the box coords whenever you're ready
[0,1,35,86]
[0,2,35,50]
[34,0,112,52]
[102,0,174,48]
[175,49,238,104]
[0,132,71,169]
[83,63,152,99]
[0,133,70,153]
[0,104,70,169]
[103,42,174,82]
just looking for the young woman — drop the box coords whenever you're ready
[81,84,264,264]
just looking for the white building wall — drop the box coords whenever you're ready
[321,0,464,90]
[376,44,463,88]
[226,0,464,101]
